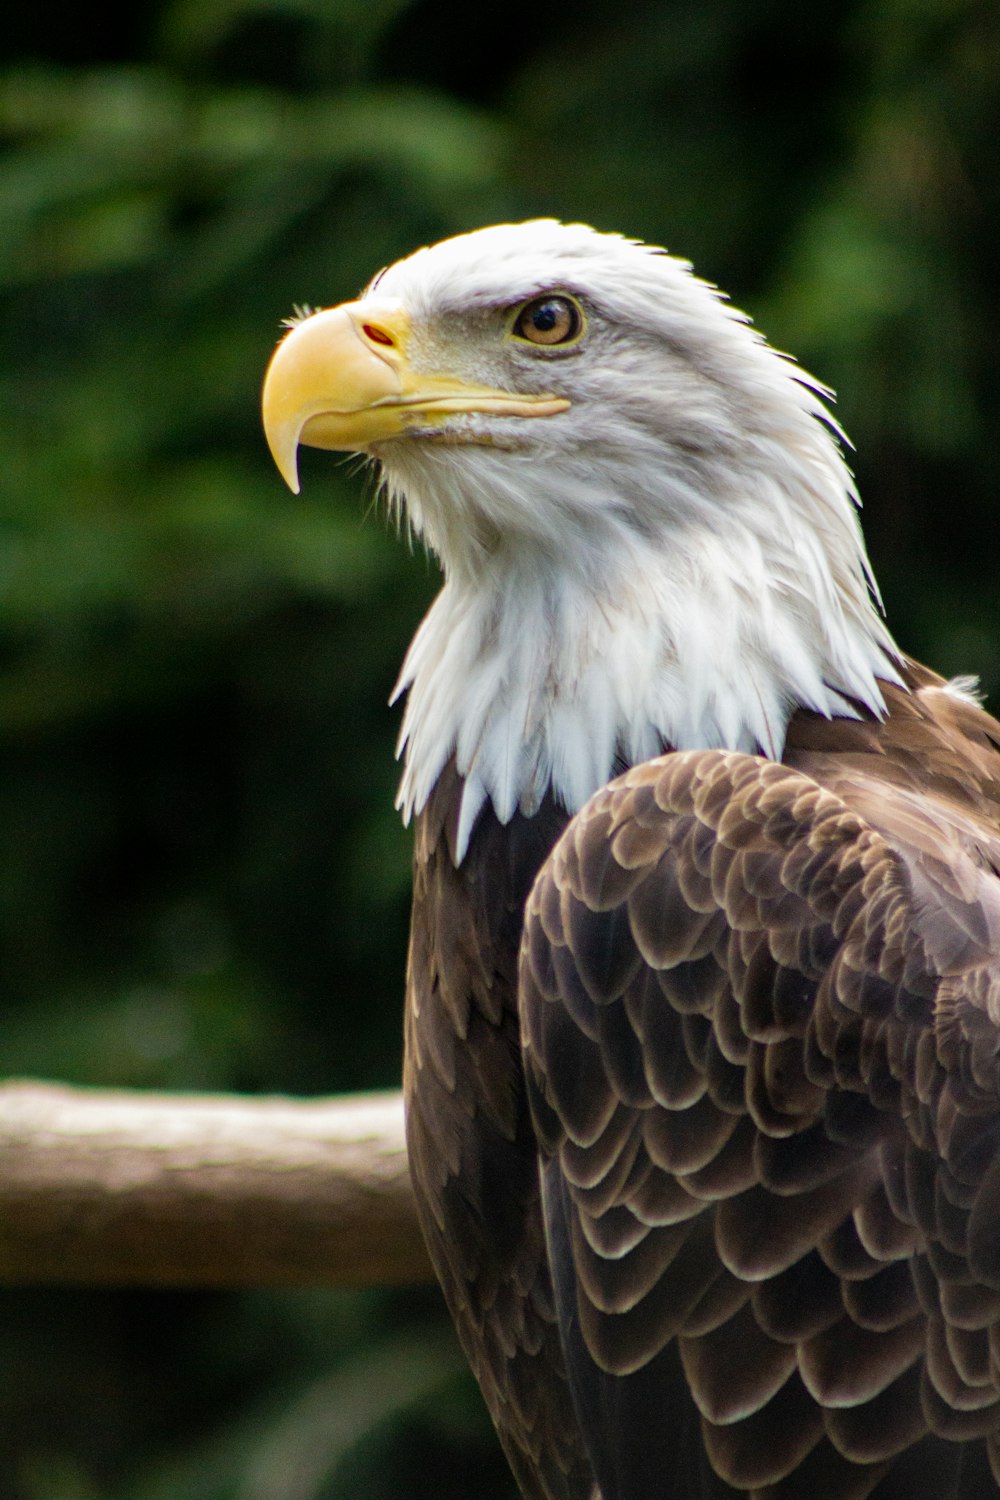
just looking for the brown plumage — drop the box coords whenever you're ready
[404,763,592,1499]
[516,661,1000,1498]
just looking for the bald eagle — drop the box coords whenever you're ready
[262,222,1000,1500]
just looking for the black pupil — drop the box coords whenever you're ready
[532,301,562,332]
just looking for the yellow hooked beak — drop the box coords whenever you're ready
[261,300,570,492]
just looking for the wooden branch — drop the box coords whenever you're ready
[0,1080,432,1288]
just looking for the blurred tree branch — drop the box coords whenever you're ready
[0,1081,432,1288]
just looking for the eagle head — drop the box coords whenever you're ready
[262,220,900,857]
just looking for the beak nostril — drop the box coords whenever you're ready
[363,323,395,347]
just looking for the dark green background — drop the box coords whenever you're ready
[2,1,998,1495]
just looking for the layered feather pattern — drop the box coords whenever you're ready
[516,666,1000,1498]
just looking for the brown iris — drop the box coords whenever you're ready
[512,294,583,346]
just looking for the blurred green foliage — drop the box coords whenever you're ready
[1,0,998,1494]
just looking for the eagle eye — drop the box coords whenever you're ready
[511,294,584,348]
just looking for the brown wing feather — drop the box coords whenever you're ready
[520,670,1000,1499]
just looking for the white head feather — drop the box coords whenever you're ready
[365,220,900,859]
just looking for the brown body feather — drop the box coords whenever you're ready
[404,760,592,1500]
[405,660,1000,1499]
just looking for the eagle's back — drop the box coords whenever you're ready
[518,661,1000,1499]
[406,663,1000,1500]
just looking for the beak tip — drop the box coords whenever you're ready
[264,440,302,495]
[279,456,302,495]
[262,407,303,493]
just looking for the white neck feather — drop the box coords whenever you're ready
[389,433,900,862]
